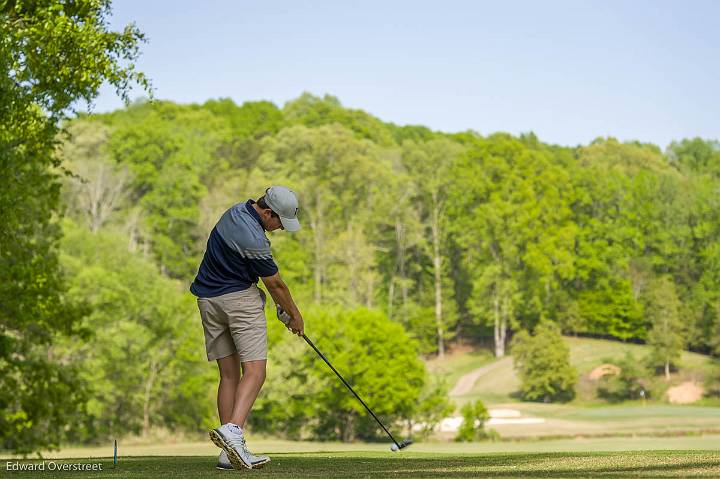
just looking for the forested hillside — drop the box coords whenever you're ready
[10,92,720,450]
[62,93,720,357]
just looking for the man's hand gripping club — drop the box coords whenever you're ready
[260,272,304,336]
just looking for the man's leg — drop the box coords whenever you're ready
[209,287,270,469]
[216,353,241,424]
[229,359,266,428]
[210,358,270,469]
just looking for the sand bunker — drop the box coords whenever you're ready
[589,364,621,380]
[666,381,704,404]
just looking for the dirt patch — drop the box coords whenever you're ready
[426,344,474,370]
[666,381,704,404]
[589,364,621,381]
[446,344,475,356]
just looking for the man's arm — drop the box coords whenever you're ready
[261,272,304,336]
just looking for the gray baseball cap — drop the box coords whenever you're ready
[264,186,300,232]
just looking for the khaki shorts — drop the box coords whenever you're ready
[196,285,268,362]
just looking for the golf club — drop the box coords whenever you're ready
[277,306,413,452]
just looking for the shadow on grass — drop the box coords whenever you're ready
[3,451,720,478]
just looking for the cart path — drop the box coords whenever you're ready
[449,356,513,396]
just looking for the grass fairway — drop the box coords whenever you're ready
[448,337,716,406]
[3,451,720,478]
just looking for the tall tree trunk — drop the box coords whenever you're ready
[126,208,142,253]
[493,295,506,358]
[388,276,395,320]
[389,219,407,321]
[128,226,137,253]
[82,162,127,233]
[346,224,358,305]
[493,296,500,355]
[401,278,409,323]
[396,220,409,324]
[88,165,103,233]
[366,273,374,308]
[665,358,671,381]
[142,358,158,438]
[342,414,355,442]
[310,191,324,303]
[432,204,444,357]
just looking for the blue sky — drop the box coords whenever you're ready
[93,0,719,147]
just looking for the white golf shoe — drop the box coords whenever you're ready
[216,450,233,471]
[209,423,271,470]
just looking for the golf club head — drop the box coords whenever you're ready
[398,438,413,450]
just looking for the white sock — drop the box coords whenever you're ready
[222,422,243,434]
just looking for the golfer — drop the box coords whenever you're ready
[190,186,304,470]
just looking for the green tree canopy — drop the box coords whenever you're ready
[253,307,426,441]
[0,0,148,453]
[59,219,214,440]
[644,276,685,380]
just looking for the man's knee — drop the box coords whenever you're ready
[242,360,266,384]
[220,369,240,383]
[255,369,266,386]
[217,354,241,382]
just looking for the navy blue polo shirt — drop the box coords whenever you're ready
[190,200,279,298]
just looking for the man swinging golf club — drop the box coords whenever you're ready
[190,186,304,470]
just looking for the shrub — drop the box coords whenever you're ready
[597,352,648,403]
[455,400,498,442]
[413,377,455,439]
[511,322,578,403]
[252,307,426,441]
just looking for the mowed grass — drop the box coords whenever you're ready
[452,336,716,405]
[426,345,495,390]
[10,435,720,458]
[3,451,720,478]
[428,337,720,438]
[482,403,720,439]
[567,337,715,377]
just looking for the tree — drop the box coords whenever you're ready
[455,400,495,442]
[644,276,685,380]
[567,141,679,340]
[469,264,522,358]
[597,352,648,403]
[203,98,284,140]
[252,307,426,441]
[105,102,231,279]
[58,219,214,440]
[380,151,425,324]
[0,0,148,453]
[283,92,396,146]
[680,175,720,355]
[511,322,577,402]
[667,138,720,178]
[412,377,454,439]
[450,134,577,356]
[402,138,465,357]
[257,124,391,306]
[60,120,130,232]
[310,307,426,441]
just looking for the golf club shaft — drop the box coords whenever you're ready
[302,334,401,448]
